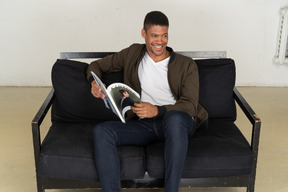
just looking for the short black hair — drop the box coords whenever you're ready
[143,11,169,31]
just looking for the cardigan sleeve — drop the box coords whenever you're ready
[162,57,200,118]
[86,47,129,83]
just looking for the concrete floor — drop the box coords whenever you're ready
[0,86,287,192]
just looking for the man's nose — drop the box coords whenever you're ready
[156,36,163,43]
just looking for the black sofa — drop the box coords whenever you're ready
[32,52,261,192]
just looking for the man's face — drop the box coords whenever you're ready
[141,25,169,61]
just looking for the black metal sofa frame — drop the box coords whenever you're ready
[32,51,261,192]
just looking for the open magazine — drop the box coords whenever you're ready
[91,71,141,123]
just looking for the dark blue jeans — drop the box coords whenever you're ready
[93,110,195,192]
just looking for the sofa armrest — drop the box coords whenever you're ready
[31,88,55,163]
[32,88,55,126]
[233,87,261,165]
[233,88,260,124]
[233,87,261,188]
[233,87,261,148]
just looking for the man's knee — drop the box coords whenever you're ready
[164,110,191,125]
[93,122,116,142]
[163,110,195,136]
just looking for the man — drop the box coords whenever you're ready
[86,11,208,192]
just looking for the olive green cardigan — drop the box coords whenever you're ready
[86,44,208,128]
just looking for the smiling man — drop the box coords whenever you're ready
[87,11,208,192]
[141,15,169,61]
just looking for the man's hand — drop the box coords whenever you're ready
[91,81,106,99]
[131,102,158,118]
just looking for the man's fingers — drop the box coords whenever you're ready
[91,81,105,99]
[93,91,105,99]
[131,102,158,118]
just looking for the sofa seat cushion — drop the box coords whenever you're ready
[146,120,254,178]
[39,122,146,181]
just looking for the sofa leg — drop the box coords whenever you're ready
[246,186,254,192]
[246,170,256,192]
[37,185,44,192]
[246,181,255,192]
[36,178,44,192]
[37,184,44,192]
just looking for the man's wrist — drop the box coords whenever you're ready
[91,80,96,86]
[156,106,167,118]
[153,105,159,117]
[88,75,94,84]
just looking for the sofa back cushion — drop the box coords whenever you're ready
[195,59,236,121]
[51,58,236,123]
[51,59,122,123]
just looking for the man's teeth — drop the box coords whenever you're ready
[154,45,162,48]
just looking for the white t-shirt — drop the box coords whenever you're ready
[138,52,176,106]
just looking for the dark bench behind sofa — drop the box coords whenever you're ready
[32,52,261,192]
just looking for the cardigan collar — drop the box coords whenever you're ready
[142,44,175,64]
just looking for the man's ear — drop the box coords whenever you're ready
[141,29,146,38]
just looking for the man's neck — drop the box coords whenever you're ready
[147,50,171,63]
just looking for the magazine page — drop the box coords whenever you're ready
[90,71,126,123]
[106,83,140,120]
